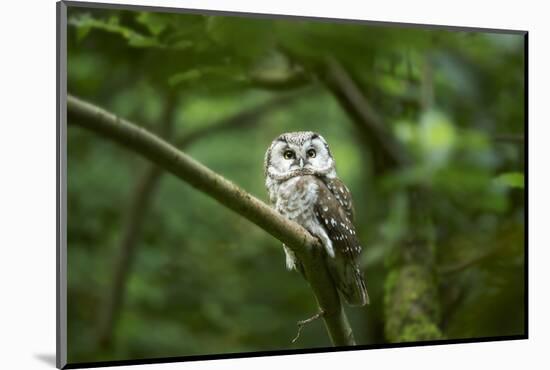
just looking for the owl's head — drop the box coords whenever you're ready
[264,131,336,181]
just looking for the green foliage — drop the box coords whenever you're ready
[206,16,276,60]
[70,13,166,48]
[66,5,525,363]
[495,172,524,189]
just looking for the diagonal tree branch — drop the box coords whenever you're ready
[177,88,314,147]
[97,88,316,349]
[67,94,355,347]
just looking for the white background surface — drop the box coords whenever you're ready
[0,0,546,369]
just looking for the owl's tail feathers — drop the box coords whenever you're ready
[344,267,370,306]
[334,261,370,307]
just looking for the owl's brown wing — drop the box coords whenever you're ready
[313,177,369,306]
[322,177,355,222]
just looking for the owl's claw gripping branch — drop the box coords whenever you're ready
[66,94,357,347]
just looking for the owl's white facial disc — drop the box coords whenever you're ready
[265,132,336,181]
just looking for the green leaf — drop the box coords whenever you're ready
[76,24,91,42]
[68,14,163,49]
[136,12,167,36]
[494,172,524,189]
[168,70,202,86]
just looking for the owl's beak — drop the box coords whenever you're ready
[299,158,304,168]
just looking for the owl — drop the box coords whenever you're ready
[264,131,369,306]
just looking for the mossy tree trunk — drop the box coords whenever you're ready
[383,189,443,342]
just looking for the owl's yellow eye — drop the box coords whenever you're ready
[283,150,295,160]
[307,149,316,158]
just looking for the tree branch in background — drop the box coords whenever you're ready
[97,165,164,349]
[420,55,435,111]
[438,246,501,275]
[324,57,410,172]
[493,133,525,144]
[177,88,313,147]
[96,90,179,350]
[68,94,356,347]
[96,88,315,349]
[248,65,311,91]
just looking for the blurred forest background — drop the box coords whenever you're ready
[66,5,525,364]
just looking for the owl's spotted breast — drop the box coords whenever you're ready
[274,175,319,223]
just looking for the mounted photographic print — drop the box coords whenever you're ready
[57,1,527,368]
